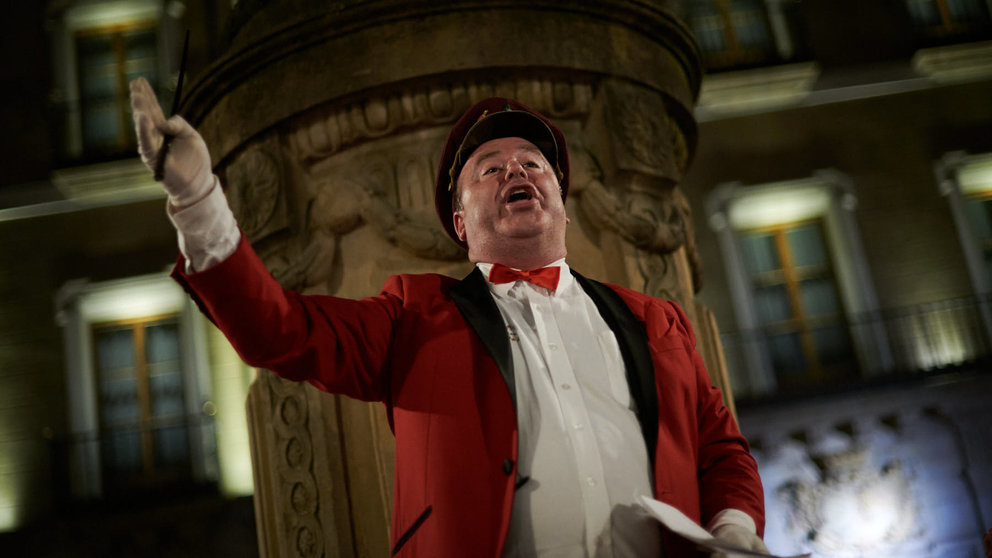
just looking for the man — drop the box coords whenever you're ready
[130,77,767,557]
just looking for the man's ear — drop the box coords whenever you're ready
[453,211,467,242]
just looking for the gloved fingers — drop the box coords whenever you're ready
[711,524,769,553]
[130,77,165,164]
[157,114,193,138]
[129,77,165,125]
[134,112,162,164]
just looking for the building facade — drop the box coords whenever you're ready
[0,1,990,557]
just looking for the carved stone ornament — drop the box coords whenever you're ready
[226,145,284,239]
[287,79,594,164]
[585,80,691,183]
[264,372,326,558]
[573,144,702,294]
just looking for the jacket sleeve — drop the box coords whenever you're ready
[171,234,402,401]
[667,301,766,535]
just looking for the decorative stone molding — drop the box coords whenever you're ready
[287,79,595,165]
[224,141,287,242]
[577,80,702,298]
[744,383,992,556]
[250,371,327,558]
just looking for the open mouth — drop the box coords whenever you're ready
[505,187,535,204]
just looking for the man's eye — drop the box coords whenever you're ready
[483,167,500,175]
[523,161,540,168]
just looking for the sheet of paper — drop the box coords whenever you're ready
[636,495,810,558]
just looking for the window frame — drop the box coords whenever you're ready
[706,170,890,397]
[937,151,992,345]
[687,0,783,70]
[74,21,160,155]
[91,312,197,490]
[56,273,215,499]
[739,218,856,385]
[50,0,177,161]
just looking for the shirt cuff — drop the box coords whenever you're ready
[167,175,240,274]
[707,508,757,535]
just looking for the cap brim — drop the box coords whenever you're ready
[452,110,559,186]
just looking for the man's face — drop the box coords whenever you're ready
[452,137,567,263]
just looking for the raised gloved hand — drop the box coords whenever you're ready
[129,76,214,208]
[710,523,769,557]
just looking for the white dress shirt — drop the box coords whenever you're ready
[478,261,661,558]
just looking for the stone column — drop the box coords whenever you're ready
[179,1,728,555]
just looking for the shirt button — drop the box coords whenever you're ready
[548,343,558,351]
[561,383,571,390]
[586,477,597,487]
[573,423,583,430]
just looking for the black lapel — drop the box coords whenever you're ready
[572,270,659,467]
[450,267,515,409]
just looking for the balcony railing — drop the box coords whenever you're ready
[720,295,992,401]
[46,413,217,504]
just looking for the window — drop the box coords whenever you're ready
[93,315,190,490]
[707,171,889,398]
[76,23,159,155]
[687,0,779,70]
[940,152,992,289]
[961,192,992,278]
[740,220,855,387]
[57,274,216,499]
[50,0,168,160]
[906,0,992,42]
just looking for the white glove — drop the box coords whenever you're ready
[129,76,214,208]
[710,523,769,557]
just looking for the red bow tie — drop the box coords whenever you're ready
[488,263,561,291]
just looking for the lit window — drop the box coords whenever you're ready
[939,151,992,293]
[961,194,992,277]
[93,315,190,489]
[740,220,855,386]
[707,171,890,398]
[76,24,159,154]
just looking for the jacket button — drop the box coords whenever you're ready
[503,459,513,475]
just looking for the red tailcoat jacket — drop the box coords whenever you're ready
[173,236,764,557]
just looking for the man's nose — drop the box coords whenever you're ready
[504,159,527,180]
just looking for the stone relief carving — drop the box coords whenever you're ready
[311,175,465,262]
[261,371,326,558]
[751,400,992,556]
[580,178,688,254]
[226,145,284,239]
[576,80,701,298]
[573,144,701,298]
[288,79,594,164]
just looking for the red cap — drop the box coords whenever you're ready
[435,97,570,248]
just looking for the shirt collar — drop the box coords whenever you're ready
[476,258,572,295]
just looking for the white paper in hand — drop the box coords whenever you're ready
[636,495,810,558]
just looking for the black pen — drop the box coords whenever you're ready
[154,29,190,182]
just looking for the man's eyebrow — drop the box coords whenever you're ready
[472,150,501,166]
[472,145,543,166]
